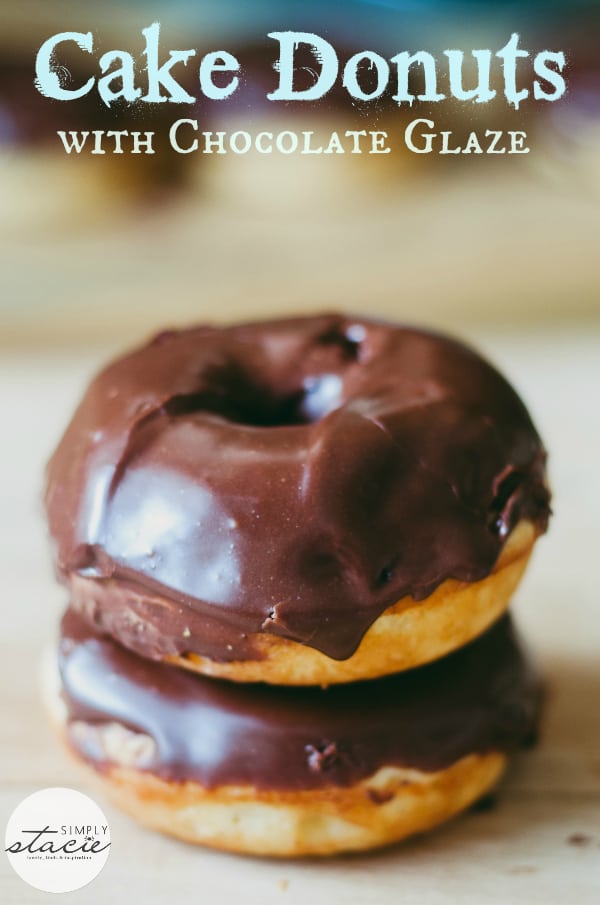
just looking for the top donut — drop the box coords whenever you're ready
[45,314,550,685]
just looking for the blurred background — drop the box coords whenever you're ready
[0,0,599,346]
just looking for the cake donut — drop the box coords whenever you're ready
[49,610,540,857]
[45,314,551,685]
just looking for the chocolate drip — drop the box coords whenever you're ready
[45,315,550,662]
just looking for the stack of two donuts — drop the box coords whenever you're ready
[45,314,551,856]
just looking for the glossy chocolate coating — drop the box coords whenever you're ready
[59,609,541,789]
[45,315,550,662]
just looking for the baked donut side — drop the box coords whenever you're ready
[50,736,508,857]
[166,518,536,685]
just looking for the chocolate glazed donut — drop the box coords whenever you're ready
[58,610,540,790]
[48,610,542,856]
[45,314,550,683]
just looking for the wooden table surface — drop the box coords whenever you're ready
[1,326,599,904]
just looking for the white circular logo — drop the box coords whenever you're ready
[5,788,111,893]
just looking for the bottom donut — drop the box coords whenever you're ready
[48,611,541,857]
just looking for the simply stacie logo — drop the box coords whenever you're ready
[5,787,111,894]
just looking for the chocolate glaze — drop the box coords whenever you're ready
[45,315,550,662]
[59,609,541,790]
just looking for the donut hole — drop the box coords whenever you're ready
[154,326,363,428]
[164,387,308,427]
[164,370,344,428]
